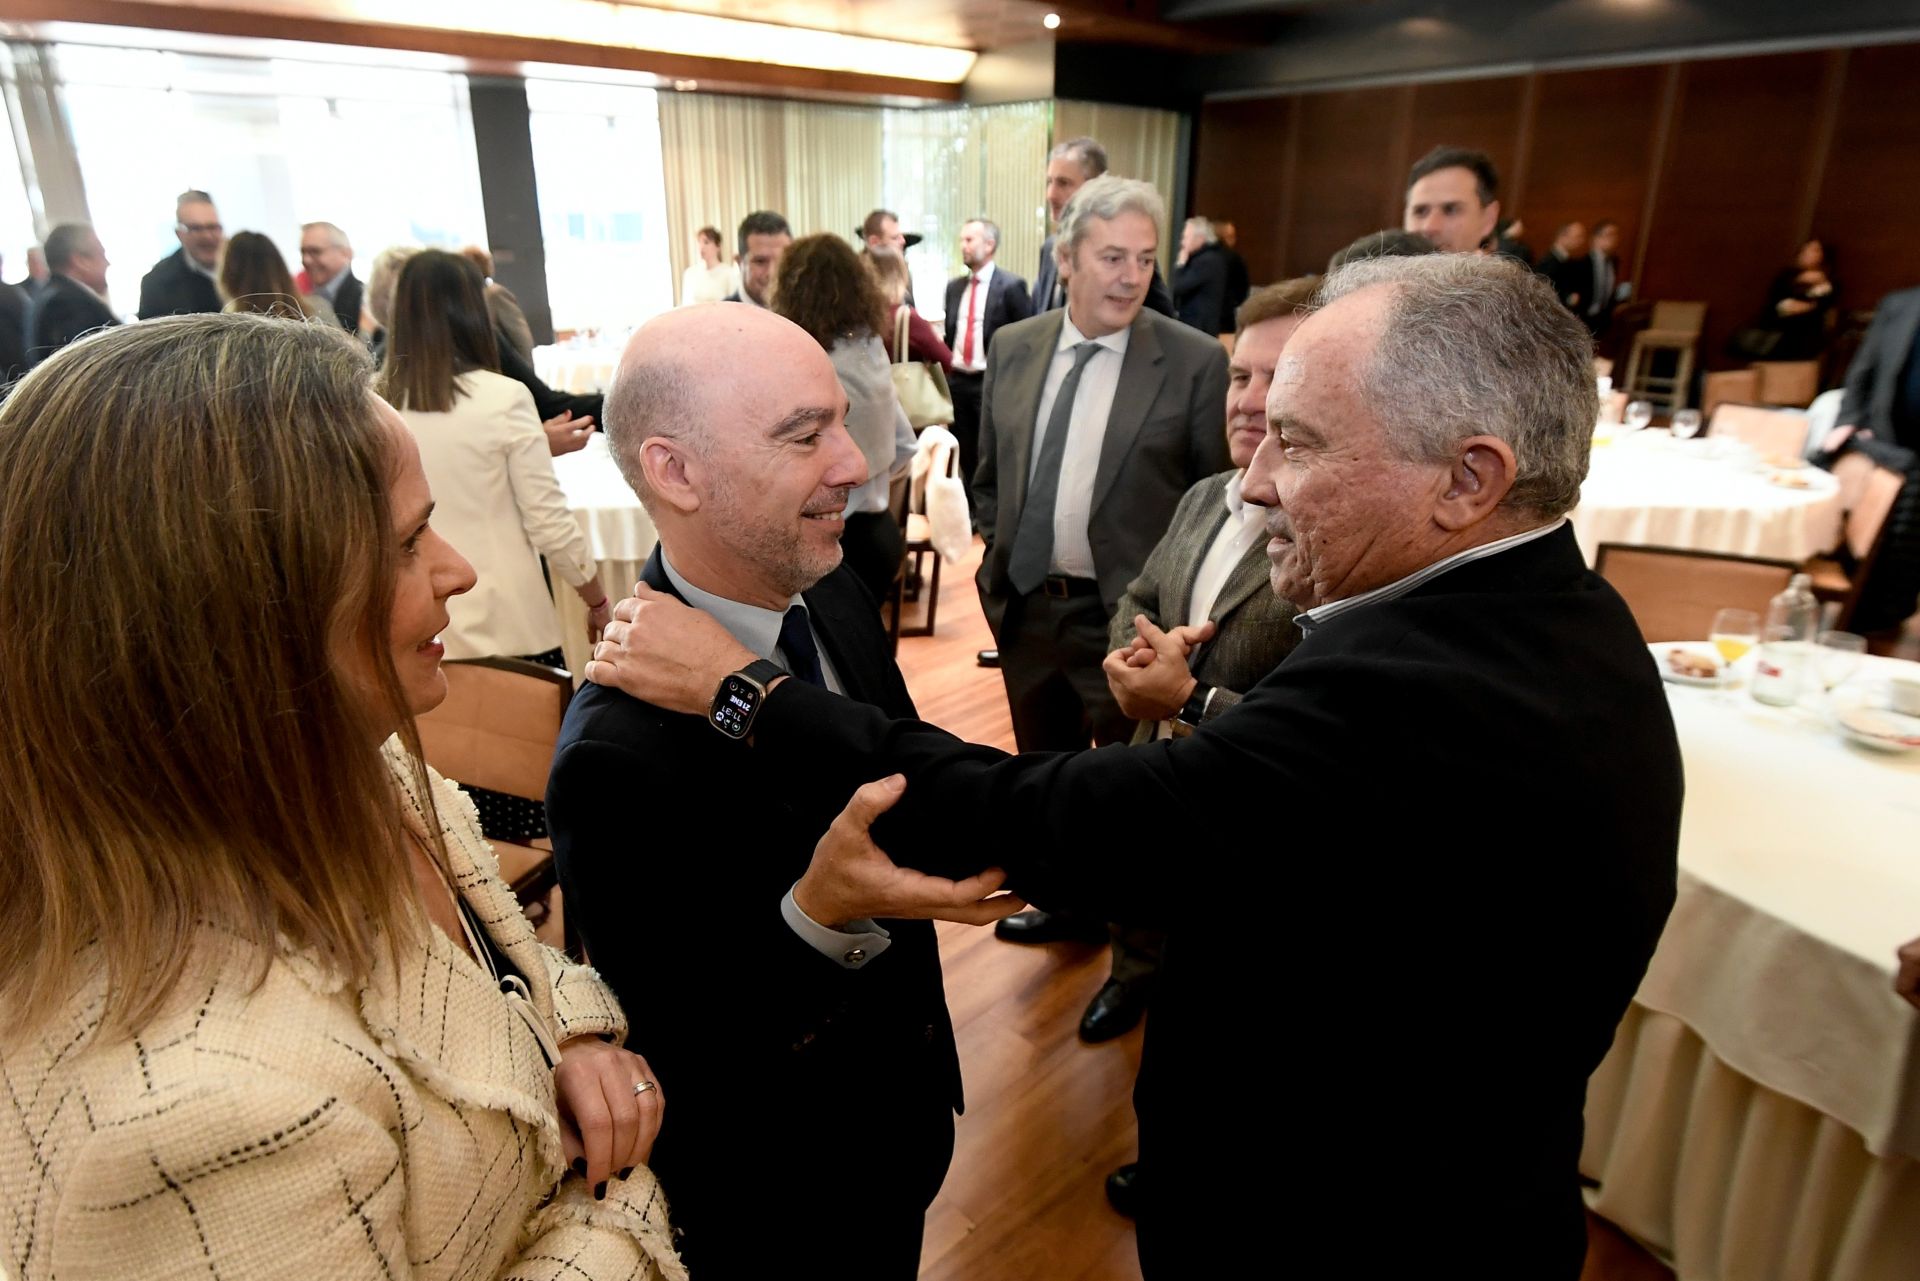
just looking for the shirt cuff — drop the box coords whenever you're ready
[781,885,893,969]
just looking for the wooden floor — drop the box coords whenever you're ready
[890,539,1675,1281]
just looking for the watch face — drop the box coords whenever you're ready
[711,674,761,739]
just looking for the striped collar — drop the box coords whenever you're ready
[1295,518,1567,635]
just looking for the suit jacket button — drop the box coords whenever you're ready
[844,948,866,965]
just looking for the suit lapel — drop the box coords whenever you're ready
[802,570,881,705]
[1004,311,1064,526]
[1209,544,1275,626]
[1161,489,1230,632]
[1091,313,1168,517]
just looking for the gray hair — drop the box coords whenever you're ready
[364,245,420,330]
[964,217,1000,249]
[1184,216,1216,245]
[1056,175,1165,265]
[1049,136,1108,180]
[1314,254,1596,519]
[603,354,702,513]
[301,221,351,252]
[175,189,215,217]
[43,224,97,272]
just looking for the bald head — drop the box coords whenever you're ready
[604,303,865,606]
[604,304,836,499]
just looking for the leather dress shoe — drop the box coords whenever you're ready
[993,908,1109,946]
[976,648,1000,668]
[1104,1163,1142,1218]
[1079,976,1151,1043]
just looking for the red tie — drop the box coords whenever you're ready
[961,273,981,366]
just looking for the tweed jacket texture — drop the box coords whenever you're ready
[1107,469,1300,742]
[0,739,683,1281]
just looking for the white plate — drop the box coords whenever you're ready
[1659,645,1731,688]
[1837,707,1920,754]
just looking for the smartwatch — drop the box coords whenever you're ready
[709,659,787,740]
[1174,684,1216,733]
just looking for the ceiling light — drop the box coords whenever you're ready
[1043,13,1062,29]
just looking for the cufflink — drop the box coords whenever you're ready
[843,948,867,965]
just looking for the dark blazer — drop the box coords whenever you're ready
[28,274,118,367]
[318,270,363,332]
[495,331,602,425]
[0,281,26,382]
[1218,246,1251,332]
[1839,286,1920,448]
[548,549,960,1276]
[942,264,1032,368]
[744,523,1682,1278]
[973,306,1231,630]
[1535,249,1595,315]
[1171,243,1229,333]
[1107,469,1299,741]
[135,247,222,320]
[1033,232,1175,320]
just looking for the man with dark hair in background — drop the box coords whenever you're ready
[1588,219,1625,336]
[724,210,792,308]
[1404,144,1501,254]
[1536,221,1593,316]
[137,189,225,319]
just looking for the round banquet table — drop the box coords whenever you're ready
[549,433,655,680]
[1582,647,1920,1280]
[1568,431,1845,567]
[532,343,622,395]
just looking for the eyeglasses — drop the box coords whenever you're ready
[177,222,223,235]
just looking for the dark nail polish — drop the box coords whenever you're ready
[619,1167,634,1180]
[571,1158,587,1177]
[594,1181,608,1200]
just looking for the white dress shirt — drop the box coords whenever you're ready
[1030,310,1129,581]
[1151,470,1266,741]
[659,551,894,970]
[680,260,740,306]
[953,260,996,373]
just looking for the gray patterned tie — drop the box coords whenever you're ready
[1008,341,1102,595]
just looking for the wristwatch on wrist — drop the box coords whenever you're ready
[709,659,787,740]
[1174,683,1216,732]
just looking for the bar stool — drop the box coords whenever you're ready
[1621,301,1707,412]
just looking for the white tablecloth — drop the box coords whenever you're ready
[1569,432,1845,566]
[1582,648,1920,1279]
[532,343,623,395]
[549,434,655,678]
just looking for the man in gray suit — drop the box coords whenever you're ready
[1832,285,1920,455]
[975,175,1230,997]
[1032,137,1175,321]
[1094,276,1315,1212]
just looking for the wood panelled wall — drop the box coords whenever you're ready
[1193,41,1920,370]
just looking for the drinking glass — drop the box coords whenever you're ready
[1813,630,1867,691]
[1624,400,1655,433]
[1709,608,1760,666]
[1670,408,1703,440]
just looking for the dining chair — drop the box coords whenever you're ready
[1709,403,1813,461]
[1622,301,1708,413]
[1594,544,1799,643]
[417,656,578,957]
[1753,361,1821,408]
[1804,461,1906,629]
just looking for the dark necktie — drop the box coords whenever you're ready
[1008,341,1102,596]
[778,604,824,687]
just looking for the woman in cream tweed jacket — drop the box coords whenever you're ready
[0,315,681,1281]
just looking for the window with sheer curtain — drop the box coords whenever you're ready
[0,89,37,281]
[48,44,486,317]
[527,78,675,334]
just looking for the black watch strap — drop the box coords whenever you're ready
[739,659,786,689]
[1176,684,1215,727]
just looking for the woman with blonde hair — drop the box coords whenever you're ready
[0,314,681,1280]
[771,233,916,603]
[364,242,421,356]
[218,228,319,319]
